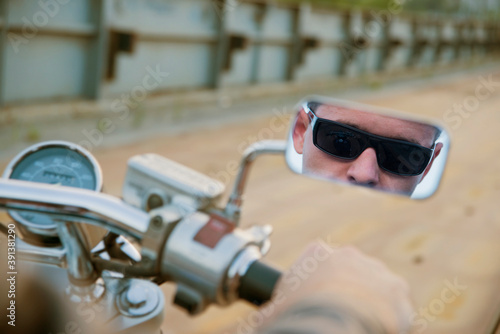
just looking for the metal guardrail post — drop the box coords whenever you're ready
[249,3,267,84]
[454,22,464,61]
[406,17,419,67]
[370,11,390,72]
[86,0,109,100]
[0,0,8,108]
[337,11,352,76]
[211,0,229,89]
[285,4,303,81]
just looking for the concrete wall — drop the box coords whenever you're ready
[0,0,498,106]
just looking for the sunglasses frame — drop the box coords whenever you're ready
[302,102,436,176]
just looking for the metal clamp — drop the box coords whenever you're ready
[140,205,184,274]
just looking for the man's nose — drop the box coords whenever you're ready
[346,148,380,187]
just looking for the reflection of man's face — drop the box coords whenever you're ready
[293,104,443,195]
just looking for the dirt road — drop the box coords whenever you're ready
[1,65,500,333]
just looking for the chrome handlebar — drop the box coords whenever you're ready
[0,179,150,240]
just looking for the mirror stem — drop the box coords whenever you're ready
[224,140,287,226]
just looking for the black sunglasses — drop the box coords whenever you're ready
[304,103,435,176]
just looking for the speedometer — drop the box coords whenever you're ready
[3,141,103,245]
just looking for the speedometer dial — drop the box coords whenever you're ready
[3,141,103,245]
[9,147,98,191]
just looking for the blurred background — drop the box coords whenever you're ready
[0,0,500,333]
[0,0,499,156]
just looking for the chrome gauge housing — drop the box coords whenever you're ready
[2,141,103,246]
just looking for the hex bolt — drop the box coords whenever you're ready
[151,215,163,229]
[117,281,160,317]
[147,194,164,211]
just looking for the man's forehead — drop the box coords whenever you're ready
[316,104,392,121]
[315,104,436,146]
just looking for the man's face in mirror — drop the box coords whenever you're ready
[292,103,443,196]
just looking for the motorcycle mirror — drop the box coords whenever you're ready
[285,96,450,199]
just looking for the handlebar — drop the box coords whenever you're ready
[0,179,282,310]
[238,260,282,306]
[0,179,149,240]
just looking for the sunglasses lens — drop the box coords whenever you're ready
[314,119,433,176]
[377,141,432,176]
[315,121,365,159]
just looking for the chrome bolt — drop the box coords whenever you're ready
[117,280,160,317]
[125,286,148,308]
[151,215,163,229]
[147,194,164,211]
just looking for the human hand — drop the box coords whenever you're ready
[260,242,413,334]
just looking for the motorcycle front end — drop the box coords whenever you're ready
[0,96,449,334]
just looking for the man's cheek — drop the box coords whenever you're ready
[382,175,419,195]
[306,146,349,181]
[303,142,324,175]
[302,141,320,174]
